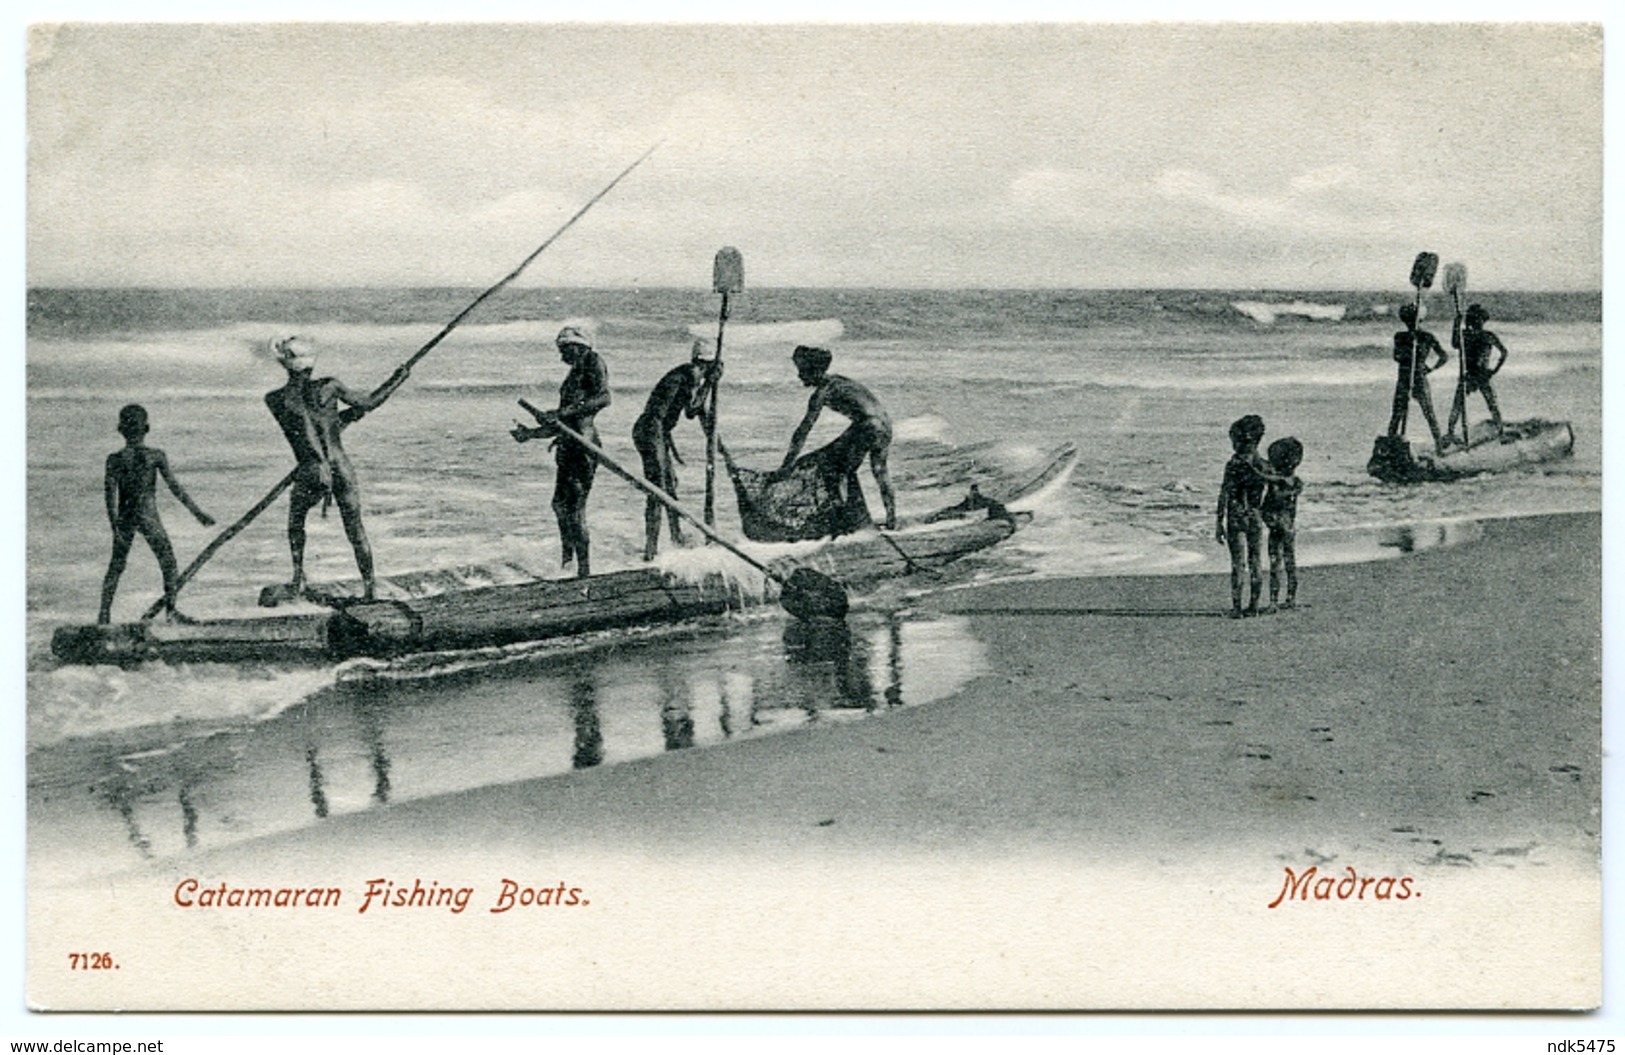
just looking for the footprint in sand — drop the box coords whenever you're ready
[1490,843,1537,858]
[1429,847,1476,867]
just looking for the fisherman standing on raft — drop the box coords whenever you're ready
[512,326,610,578]
[633,338,720,561]
[774,345,898,531]
[1446,303,1509,445]
[1386,303,1449,456]
[265,335,410,602]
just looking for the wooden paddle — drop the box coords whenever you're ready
[1398,251,1439,437]
[1444,261,1468,446]
[704,247,744,526]
[519,399,849,621]
[141,145,661,621]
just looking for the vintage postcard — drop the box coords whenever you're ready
[23,21,1602,1012]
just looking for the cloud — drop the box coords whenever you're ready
[1290,165,1358,193]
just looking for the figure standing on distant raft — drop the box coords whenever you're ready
[775,345,897,531]
[1446,303,1509,445]
[1214,414,1276,618]
[265,335,410,602]
[633,339,720,561]
[511,326,610,578]
[1261,436,1304,612]
[99,404,215,624]
[1386,303,1449,456]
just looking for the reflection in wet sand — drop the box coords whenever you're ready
[660,666,695,752]
[358,699,392,804]
[28,610,989,880]
[305,745,329,819]
[781,617,880,713]
[570,673,604,771]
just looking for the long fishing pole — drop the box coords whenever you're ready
[142,144,662,621]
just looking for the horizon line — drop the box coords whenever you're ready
[25,283,1604,295]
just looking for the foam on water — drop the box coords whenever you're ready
[27,659,335,748]
[1231,300,1348,324]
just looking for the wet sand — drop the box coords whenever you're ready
[28,512,1601,1011]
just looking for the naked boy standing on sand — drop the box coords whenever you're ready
[99,404,215,624]
[265,335,409,601]
[1215,414,1272,618]
[1261,436,1304,612]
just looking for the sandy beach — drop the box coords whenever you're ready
[28,512,1600,1011]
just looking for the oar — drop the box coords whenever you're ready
[519,399,849,621]
[704,247,744,527]
[1399,251,1439,437]
[1444,261,1468,447]
[140,144,661,621]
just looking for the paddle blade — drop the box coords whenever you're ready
[713,247,744,294]
[1410,252,1439,289]
[780,566,849,621]
[1443,262,1468,295]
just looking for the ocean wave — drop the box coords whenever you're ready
[1232,300,1348,325]
[685,318,845,348]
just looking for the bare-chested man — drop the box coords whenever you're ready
[633,339,719,560]
[264,335,409,600]
[777,344,897,531]
[1387,303,1449,456]
[510,326,611,578]
[1446,303,1510,445]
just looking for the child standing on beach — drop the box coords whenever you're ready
[1214,414,1270,618]
[100,404,215,624]
[1261,436,1304,612]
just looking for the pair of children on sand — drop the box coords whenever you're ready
[1215,414,1302,618]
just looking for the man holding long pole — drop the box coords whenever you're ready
[143,145,659,619]
[265,335,410,602]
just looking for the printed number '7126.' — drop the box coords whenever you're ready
[67,952,118,970]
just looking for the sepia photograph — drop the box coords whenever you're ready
[20,16,1604,1019]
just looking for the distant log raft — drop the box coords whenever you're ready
[1368,418,1575,484]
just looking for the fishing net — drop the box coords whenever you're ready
[723,441,873,542]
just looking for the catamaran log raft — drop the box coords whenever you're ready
[1367,418,1574,484]
[51,445,1075,667]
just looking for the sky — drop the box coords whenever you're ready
[24,20,1603,290]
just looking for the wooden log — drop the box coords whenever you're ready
[259,560,543,608]
[1369,418,1575,483]
[51,614,334,666]
[51,507,1026,667]
[771,515,1022,584]
[327,568,753,658]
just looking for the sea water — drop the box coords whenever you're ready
[25,286,1601,876]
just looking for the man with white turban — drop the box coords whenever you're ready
[631,338,721,560]
[264,335,409,600]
